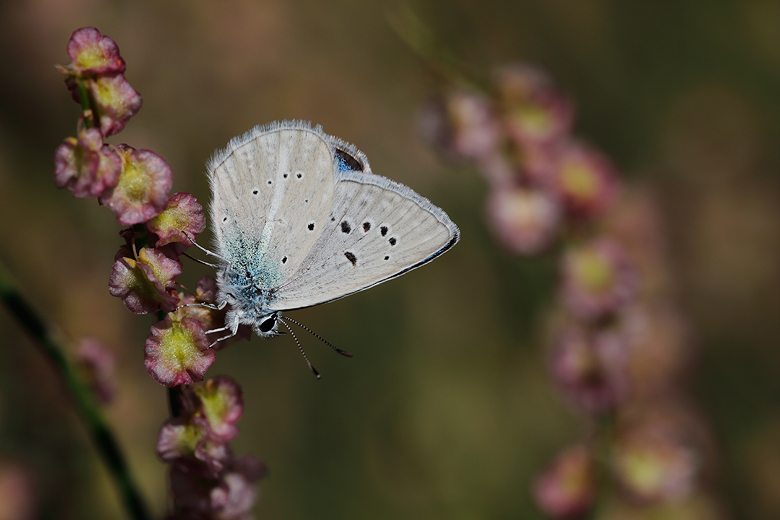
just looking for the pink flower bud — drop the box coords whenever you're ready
[144,316,215,387]
[533,445,596,518]
[101,145,173,225]
[551,325,631,415]
[87,73,142,136]
[146,192,207,250]
[561,238,638,321]
[554,141,621,221]
[487,185,562,255]
[65,27,126,75]
[188,376,244,442]
[109,247,182,314]
[495,64,574,147]
[611,423,698,503]
[53,129,121,198]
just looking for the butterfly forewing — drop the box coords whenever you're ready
[209,122,334,288]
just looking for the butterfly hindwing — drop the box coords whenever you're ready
[269,147,459,311]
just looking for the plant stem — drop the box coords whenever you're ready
[0,260,152,520]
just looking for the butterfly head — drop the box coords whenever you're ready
[254,311,282,338]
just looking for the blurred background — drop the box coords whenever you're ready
[1,1,780,519]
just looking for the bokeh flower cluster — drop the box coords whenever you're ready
[422,65,722,519]
[54,27,263,519]
[158,377,267,520]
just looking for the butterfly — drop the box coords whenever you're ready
[199,120,459,369]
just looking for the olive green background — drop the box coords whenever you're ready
[1,1,779,519]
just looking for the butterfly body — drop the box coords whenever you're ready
[207,120,459,341]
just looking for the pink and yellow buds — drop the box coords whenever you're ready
[551,325,631,415]
[65,27,126,75]
[188,376,244,441]
[561,238,638,321]
[60,27,141,136]
[53,129,121,198]
[87,74,142,136]
[496,64,574,147]
[146,192,207,250]
[101,145,173,225]
[109,247,182,314]
[144,316,215,387]
[157,377,266,518]
[487,185,562,255]
[533,445,596,518]
[555,141,621,221]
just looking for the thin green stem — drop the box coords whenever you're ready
[0,260,152,520]
[386,6,489,92]
[76,78,96,130]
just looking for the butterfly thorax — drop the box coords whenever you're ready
[216,267,281,337]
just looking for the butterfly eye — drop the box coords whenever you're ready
[259,315,277,333]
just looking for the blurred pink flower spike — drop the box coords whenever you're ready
[145,316,215,387]
[65,27,126,75]
[179,277,252,349]
[101,145,173,225]
[487,184,562,255]
[561,237,638,321]
[533,444,596,518]
[551,325,631,415]
[168,455,266,520]
[109,247,182,314]
[157,417,232,477]
[76,338,116,405]
[146,192,207,251]
[555,141,621,221]
[446,91,502,161]
[53,129,121,198]
[87,74,142,136]
[495,64,574,147]
[611,426,698,503]
[210,457,268,520]
[187,376,244,442]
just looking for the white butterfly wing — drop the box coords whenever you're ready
[209,121,335,288]
[209,120,459,313]
[269,169,459,310]
[265,129,460,311]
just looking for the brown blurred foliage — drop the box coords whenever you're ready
[0,1,779,519]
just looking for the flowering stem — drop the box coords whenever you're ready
[589,413,617,519]
[76,79,96,129]
[386,6,488,92]
[0,260,152,520]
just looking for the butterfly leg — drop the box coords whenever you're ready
[177,300,228,312]
[205,314,240,348]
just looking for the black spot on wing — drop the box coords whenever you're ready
[344,251,357,265]
[340,221,351,234]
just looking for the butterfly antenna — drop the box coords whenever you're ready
[183,232,229,263]
[183,252,219,269]
[278,318,321,379]
[280,316,353,357]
